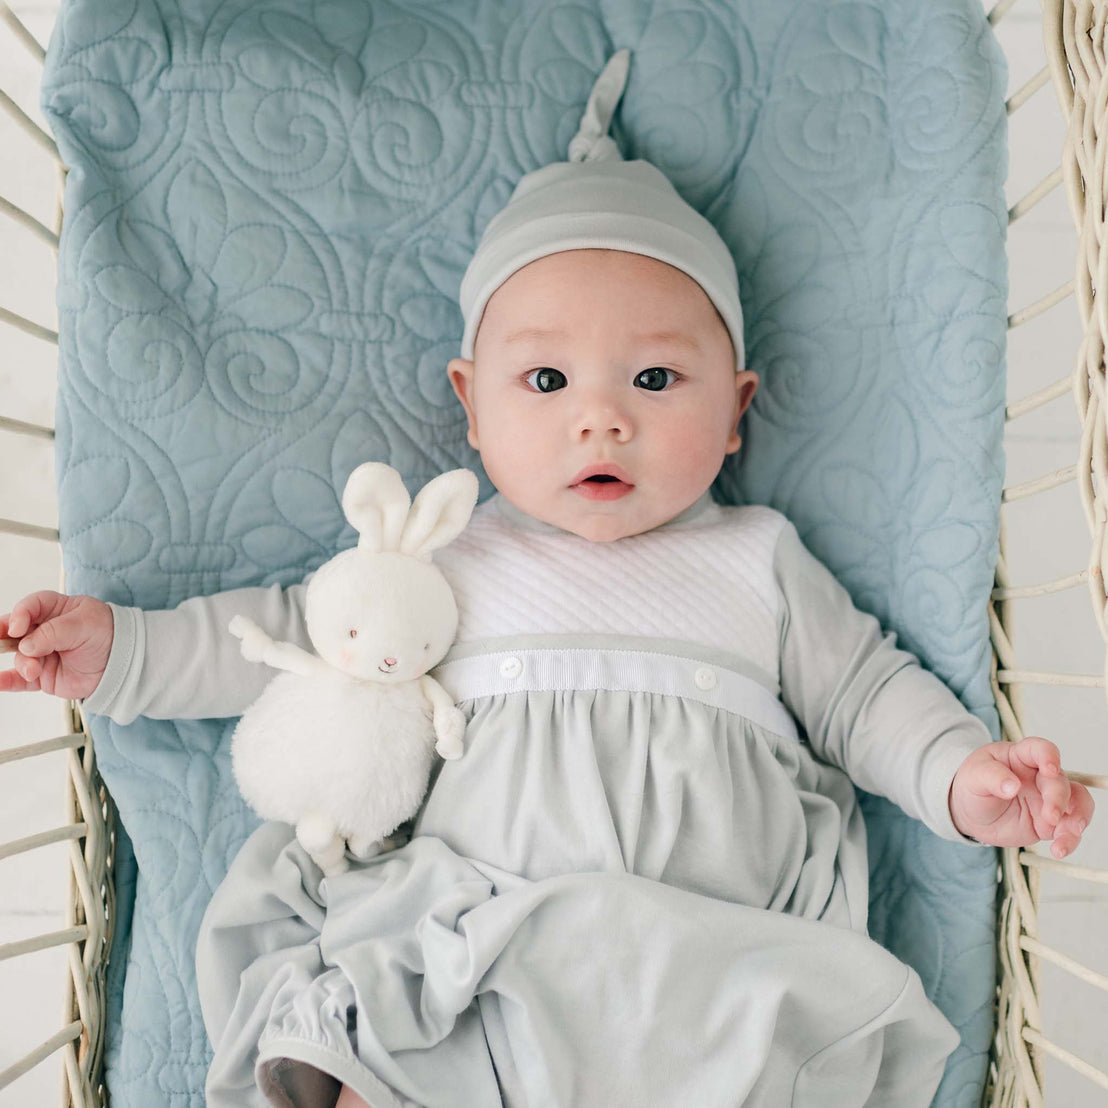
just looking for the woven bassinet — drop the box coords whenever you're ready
[1,0,1106,1104]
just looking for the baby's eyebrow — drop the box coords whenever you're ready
[503,327,701,353]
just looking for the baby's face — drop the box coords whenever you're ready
[447,249,758,542]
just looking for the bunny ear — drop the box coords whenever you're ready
[341,463,412,552]
[398,469,480,559]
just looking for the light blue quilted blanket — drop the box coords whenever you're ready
[40,1,1007,1104]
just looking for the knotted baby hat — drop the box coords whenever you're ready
[457,48,746,372]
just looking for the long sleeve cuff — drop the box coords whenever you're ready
[80,602,143,723]
[919,725,992,846]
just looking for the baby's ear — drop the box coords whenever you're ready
[735,369,759,415]
[725,370,759,455]
[447,359,479,449]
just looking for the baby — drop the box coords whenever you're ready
[0,49,1096,1108]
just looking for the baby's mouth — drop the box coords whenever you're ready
[571,474,634,501]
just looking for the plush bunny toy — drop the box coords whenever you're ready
[228,462,479,876]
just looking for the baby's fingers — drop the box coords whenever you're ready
[18,608,87,659]
[0,656,41,693]
[1010,735,1063,778]
[1010,737,1070,822]
[0,612,21,653]
[5,591,67,640]
[967,754,1021,801]
[1036,760,1071,828]
[1051,783,1096,858]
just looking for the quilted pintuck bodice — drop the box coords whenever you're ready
[435,491,790,681]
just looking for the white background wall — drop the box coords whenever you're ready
[1,0,1105,1104]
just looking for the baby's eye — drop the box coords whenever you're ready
[635,367,677,391]
[349,629,357,639]
[524,367,567,393]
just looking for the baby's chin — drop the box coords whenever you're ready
[563,519,639,542]
[552,498,678,542]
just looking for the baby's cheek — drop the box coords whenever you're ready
[338,647,354,667]
[661,425,718,481]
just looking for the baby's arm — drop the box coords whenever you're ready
[772,520,1072,846]
[1,582,311,725]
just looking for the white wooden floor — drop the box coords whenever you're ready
[1,0,1105,1104]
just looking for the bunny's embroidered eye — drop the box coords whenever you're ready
[349,629,358,639]
[424,642,430,651]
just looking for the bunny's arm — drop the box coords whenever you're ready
[229,615,333,679]
[262,641,333,679]
[419,673,454,714]
[420,674,466,759]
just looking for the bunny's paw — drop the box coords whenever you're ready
[297,815,348,876]
[228,614,252,639]
[347,834,385,861]
[315,850,350,878]
[434,707,466,759]
[229,615,271,662]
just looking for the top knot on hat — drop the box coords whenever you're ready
[457,48,747,371]
[566,49,629,164]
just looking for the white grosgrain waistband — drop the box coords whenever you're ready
[433,648,798,742]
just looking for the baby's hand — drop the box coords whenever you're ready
[0,591,114,699]
[949,736,1094,858]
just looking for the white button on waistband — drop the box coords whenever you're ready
[500,656,523,679]
[694,666,717,691]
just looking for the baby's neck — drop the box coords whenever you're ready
[491,489,718,538]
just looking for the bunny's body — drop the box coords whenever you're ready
[228,463,479,875]
[231,669,435,858]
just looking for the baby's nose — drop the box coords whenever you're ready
[576,406,631,440]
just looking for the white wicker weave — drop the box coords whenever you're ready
[0,0,1105,1104]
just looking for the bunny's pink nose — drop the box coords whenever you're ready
[384,657,397,666]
